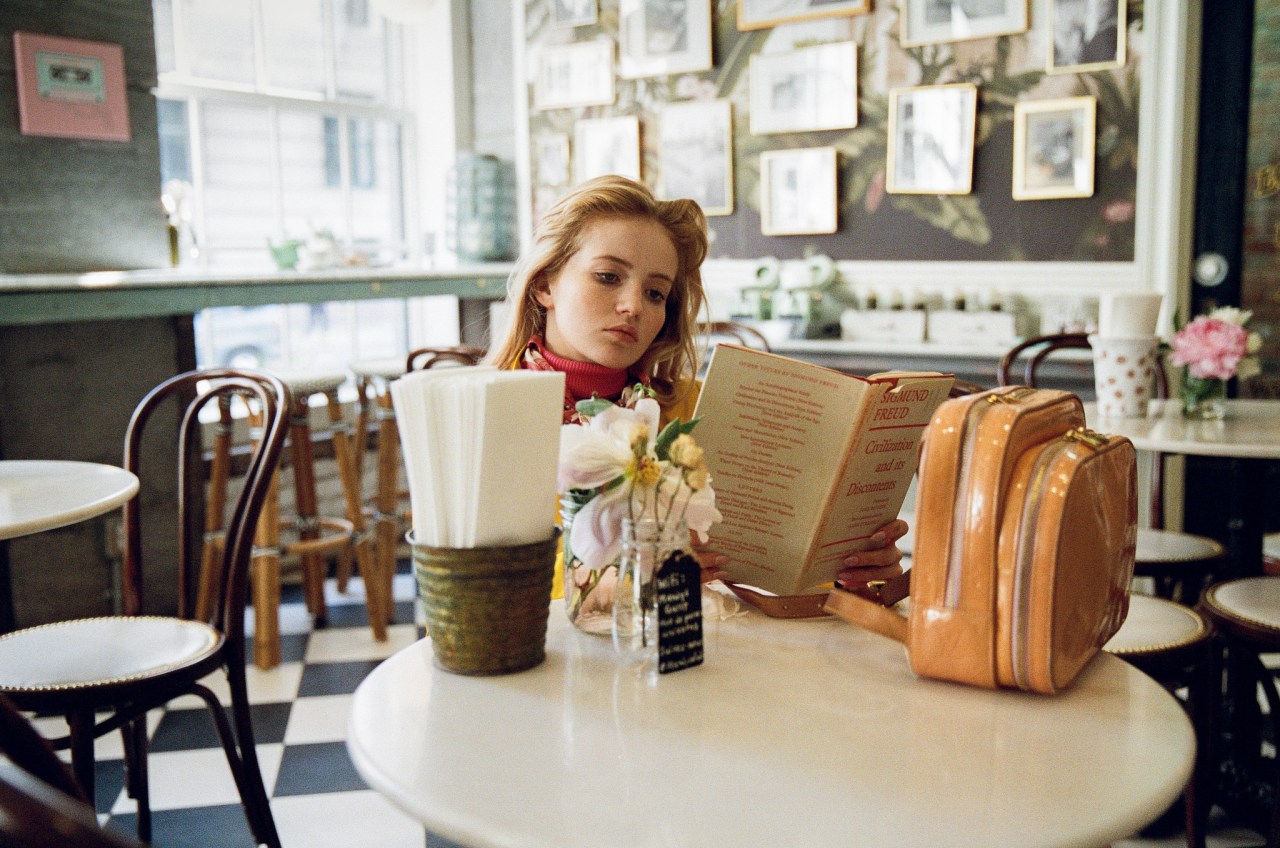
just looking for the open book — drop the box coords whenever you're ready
[691,345,954,596]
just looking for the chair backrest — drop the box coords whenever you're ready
[120,370,290,652]
[997,333,1168,527]
[406,345,486,372]
[997,332,1170,399]
[697,321,773,353]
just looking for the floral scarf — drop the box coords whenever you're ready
[521,338,653,424]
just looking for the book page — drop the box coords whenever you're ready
[692,345,869,595]
[807,375,954,581]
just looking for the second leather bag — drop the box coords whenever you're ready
[825,386,1137,694]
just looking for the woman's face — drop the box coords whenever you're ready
[536,215,678,370]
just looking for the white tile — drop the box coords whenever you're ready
[283,694,353,745]
[271,789,425,848]
[304,623,417,664]
[109,743,284,814]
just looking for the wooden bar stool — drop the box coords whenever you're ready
[202,370,386,669]
[348,346,485,621]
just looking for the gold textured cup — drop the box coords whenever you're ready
[410,529,559,675]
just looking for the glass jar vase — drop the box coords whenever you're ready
[561,494,617,635]
[613,516,686,669]
[1180,373,1228,420]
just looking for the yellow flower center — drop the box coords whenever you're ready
[629,456,662,488]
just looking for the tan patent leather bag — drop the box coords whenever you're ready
[825,387,1137,694]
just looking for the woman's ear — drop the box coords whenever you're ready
[532,275,554,309]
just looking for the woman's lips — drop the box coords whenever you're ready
[605,325,638,342]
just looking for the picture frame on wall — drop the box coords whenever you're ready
[900,0,1029,48]
[886,83,978,195]
[1012,96,1097,200]
[574,115,642,184]
[1047,0,1126,74]
[749,42,858,135]
[12,31,131,142]
[760,146,838,236]
[659,100,734,216]
[553,0,598,27]
[737,0,870,33]
[618,0,713,79]
[533,40,615,111]
[535,132,571,186]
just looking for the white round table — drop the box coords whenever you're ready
[348,601,1194,848]
[0,460,140,540]
[1085,399,1280,459]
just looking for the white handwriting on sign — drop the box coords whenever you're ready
[657,567,703,673]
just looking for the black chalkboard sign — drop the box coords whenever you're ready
[656,551,703,674]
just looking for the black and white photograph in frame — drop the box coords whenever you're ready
[659,99,733,215]
[760,146,838,236]
[900,0,1030,48]
[535,132,571,186]
[1013,96,1097,200]
[554,0,598,27]
[749,41,858,135]
[737,0,869,32]
[618,0,713,79]
[533,40,615,111]
[573,115,642,184]
[886,83,978,195]
[1048,0,1126,74]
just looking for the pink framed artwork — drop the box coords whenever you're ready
[12,32,131,142]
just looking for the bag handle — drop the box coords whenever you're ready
[824,586,909,644]
[724,570,912,620]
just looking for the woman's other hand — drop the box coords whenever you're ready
[835,518,908,590]
[691,531,730,584]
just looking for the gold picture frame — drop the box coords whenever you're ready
[1012,96,1097,200]
[737,0,870,33]
[899,0,1029,48]
[760,147,838,236]
[659,100,734,216]
[886,83,978,195]
[1047,0,1127,75]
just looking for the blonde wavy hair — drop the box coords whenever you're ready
[486,175,708,406]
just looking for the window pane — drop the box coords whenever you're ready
[334,0,390,103]
[280,110,346,239]
[157,99,192,185]
[354,299,408,359]
[350,119,404,258]
[201,103,276,254]
[183,0,255,84]
[153,0,176,74]
[263,0,326,93]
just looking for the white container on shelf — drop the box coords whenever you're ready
[927,310,1020,346]
[839,309,927,343]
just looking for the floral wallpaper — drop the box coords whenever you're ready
[524,0,1144,262]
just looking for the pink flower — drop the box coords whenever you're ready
[1103,200,1135,224]
[1169,316,1251,380]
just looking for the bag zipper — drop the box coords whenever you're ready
[943,387,1036,606]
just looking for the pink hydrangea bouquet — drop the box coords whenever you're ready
[1167,307,1261,417]
[557,393,721,629]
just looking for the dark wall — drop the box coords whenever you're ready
[0,0,169,273]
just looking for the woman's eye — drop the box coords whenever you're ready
[594,271,620,284]
[646,288,668,304]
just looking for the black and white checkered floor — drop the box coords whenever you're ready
[21,562,1272,848]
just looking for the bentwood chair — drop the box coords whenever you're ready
[998,333,1227,601]
[348,345,487,614]
[0,693,143,848]
[0,369,289,848]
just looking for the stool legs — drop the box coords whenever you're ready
[373,388,401,628]
[252,463,284,669]
[326,390,387,641]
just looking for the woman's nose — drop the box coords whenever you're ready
[616,284,642,315]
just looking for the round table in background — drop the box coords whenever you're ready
[0,460,140,540]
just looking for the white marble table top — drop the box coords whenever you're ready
[0,460,139,540]
[1085,399,1280,459]
[348,599,1193,848]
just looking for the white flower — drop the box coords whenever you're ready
[1210,306,1253,327]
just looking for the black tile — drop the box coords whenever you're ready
[244,631,309,665]
[149,702,292,752]
[393,599,416,624]
[272,741,367,796]
[93,757,127,815]
[324,603,380,629]
[297,660,382,697]
[107,803,257,848]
